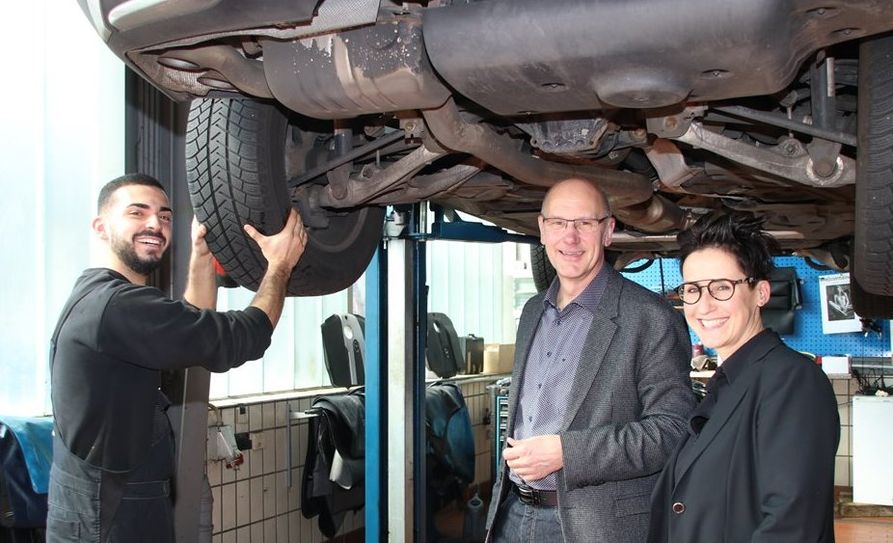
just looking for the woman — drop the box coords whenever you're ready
[648,213,839,543]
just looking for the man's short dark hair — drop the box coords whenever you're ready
[97,173,166,212]
[677,212,778,281]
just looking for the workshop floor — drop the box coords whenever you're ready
[437,507,893,542]
[835,517,893,543]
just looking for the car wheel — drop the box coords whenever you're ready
[186,98,384,296]
[854,32,893,297]
[530,244,555,293]
[850,272,893,320]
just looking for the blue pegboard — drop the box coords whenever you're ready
[621,256,890,358]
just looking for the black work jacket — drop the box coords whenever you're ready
[50,268,273,472]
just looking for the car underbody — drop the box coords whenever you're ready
[78,0,893,315]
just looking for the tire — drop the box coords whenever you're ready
[850,272,893,319]
[530,244,555,292]
[529,245,622,293]
[854,32,893,297]
[186,98,385,296]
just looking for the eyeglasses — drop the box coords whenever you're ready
[675,278,755,304]
[541,215,611,234]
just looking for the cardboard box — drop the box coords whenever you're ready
[819,355,850,378]
[483,343,515,374]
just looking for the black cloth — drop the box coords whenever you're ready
[648,330,840,543]
[301,390,366,538]
[48,268,274,542]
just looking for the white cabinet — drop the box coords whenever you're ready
[852,395,893,505]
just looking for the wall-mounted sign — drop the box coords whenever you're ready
[818,273,861,334]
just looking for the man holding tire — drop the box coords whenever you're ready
[46,173,307,543]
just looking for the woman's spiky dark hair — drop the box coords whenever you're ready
[677,212,778,281]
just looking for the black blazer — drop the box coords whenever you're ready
[648,331,839,543]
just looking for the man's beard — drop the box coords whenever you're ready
[111,232,164,276]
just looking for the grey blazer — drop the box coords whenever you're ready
[486,267,695,543]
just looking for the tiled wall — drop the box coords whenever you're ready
[205,372,855,542]
[832,376,856,489]
[206,377,497,543]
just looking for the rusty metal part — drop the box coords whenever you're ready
[158,45,272,98]
[363,164,482,205]
[645,138,698,188]
[422,98,687,232]
[261,17,450,119]
[675,122,855,187]
[311,144,448,208]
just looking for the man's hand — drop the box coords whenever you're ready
[191,217,213,261]
[244,209,308,327]
[184,218,217,309]
[503,435,563,482]
[244,208,308,274]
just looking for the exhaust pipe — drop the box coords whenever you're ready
[422,98,686,232]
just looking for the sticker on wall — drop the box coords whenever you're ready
[818,273,861,334]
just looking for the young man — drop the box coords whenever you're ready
[46,173,307,543]
[486,178,695,542]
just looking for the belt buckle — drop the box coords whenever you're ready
[517,483,539,506]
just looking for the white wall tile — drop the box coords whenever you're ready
[235,451,251,481]
[263,474,277,520]
[250,448,264,479]
[208,459,222,487]
[289,510,301,541]
[263,402,276,429]
[838,398,851,427]
[262,429,276,476]
[236,407,250,434]
[275,515,288,543]
[275,428,287,472]
[236,480,251,528]
[250,477,264,523]
[211,484,222,535]
[222,460,237,485]
[831,378,849,395]
[288,467,301,511]
[838,425,850,457]
[275,470,288,516]
[221,483,236,531]
[835,455,851,487]
[249,404,263,432]
[298,424,310,467]
[275,401,287,427]
[250,522,263,542]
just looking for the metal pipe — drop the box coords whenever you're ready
[366,164,482,205]
[423,98,688,232]
[313,144,447,207]
[287,130,406,189]
[422,98,654,208]
[712,105,857,147]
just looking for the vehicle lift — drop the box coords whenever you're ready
[363,203,536,542]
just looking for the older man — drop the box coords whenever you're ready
[486,178,695,542]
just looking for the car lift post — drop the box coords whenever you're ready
[367,204,538,542]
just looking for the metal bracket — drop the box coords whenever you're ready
[674,122,854,188]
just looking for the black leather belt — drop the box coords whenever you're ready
[510,481,558,507]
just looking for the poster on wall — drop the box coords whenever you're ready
[818,273,861,334]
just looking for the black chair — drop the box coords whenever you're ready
[761,267,802,335]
